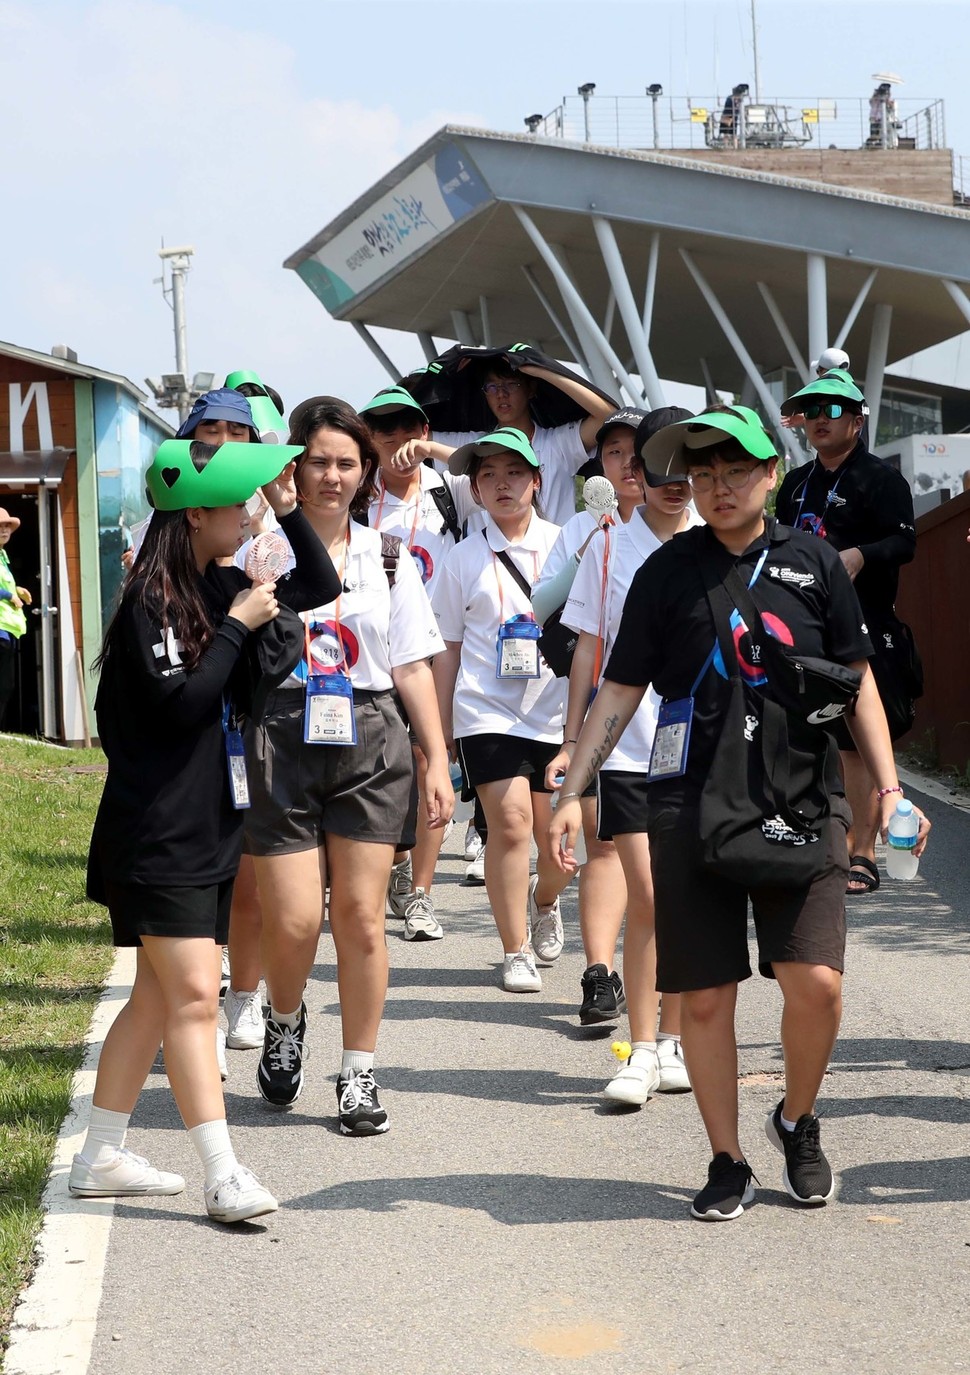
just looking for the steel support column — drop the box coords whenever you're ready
[416,331,438,364]
[520,265,586,371]
[681,248,807,460]
[833,269,878,351]
[352,322,402,383]
[450,310,477,346]
[757,282,809,383]
[806,254,829,367]
[941,278,970,328]
[698,357,719,407]
[865,303,893,438]
[548,242,632,400]
[592,215,665,408]
[642,232,660,341]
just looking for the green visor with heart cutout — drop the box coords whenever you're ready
[145,439,304,511]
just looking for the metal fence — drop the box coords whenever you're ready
[528,94,947,155]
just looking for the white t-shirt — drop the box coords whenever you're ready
[432,512,565,743]
[238,521,442,691]
[561,507,703,773]
[367,467,481,599]
[436,420,592,527]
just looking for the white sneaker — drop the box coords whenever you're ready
[216,1027,228,1081]
[69,1148,185,1197]
[464,845,486,885]
[224,987,265,1049]
[657,1038,692,1093]
[403,888,444,941]
[464,825,485,862]
[603,1046,661,1105]
[502,949,542,993]
[387,855,413,918]
[528,873,564,964]
[219,946,231,997]
[204,1165,278,1224]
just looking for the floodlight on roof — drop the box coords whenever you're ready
[524,114,544,134]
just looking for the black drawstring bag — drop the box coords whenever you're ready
[697,564,839,887]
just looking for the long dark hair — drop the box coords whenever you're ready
[97,442,222,672]
[288,403,380,520]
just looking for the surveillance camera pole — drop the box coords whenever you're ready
[164,248,193,423]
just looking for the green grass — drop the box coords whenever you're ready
[0,739,112,1366]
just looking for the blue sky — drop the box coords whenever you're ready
[1,0,966,420]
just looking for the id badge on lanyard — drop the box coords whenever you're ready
[222,699,250,809]
[304,672,357,745]
[646,548,769,782]
[496,618,541,679]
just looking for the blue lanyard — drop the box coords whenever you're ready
[793,460,846,534]
[690,547,769,696]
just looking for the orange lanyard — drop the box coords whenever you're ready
[592,520,612,684]
[375,476,422,551]
[491,548,539,622]
[304,525,351,673]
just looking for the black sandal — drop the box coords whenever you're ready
[846,854,880,894]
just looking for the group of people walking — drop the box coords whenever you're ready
[69,350,929,1225]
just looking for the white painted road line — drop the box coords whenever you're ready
[6,949,135,1375]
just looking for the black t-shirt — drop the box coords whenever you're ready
[774,441,915,624]
[605,519,872,806]
[88,508,339,894]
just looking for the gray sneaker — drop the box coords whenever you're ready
[403,887,444,941]
[386,855,413,918]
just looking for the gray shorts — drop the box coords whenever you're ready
[243,687,413,856]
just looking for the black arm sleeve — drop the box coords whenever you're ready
[274,508,341,610]
[856,470,917,570]
[123,601,249,730]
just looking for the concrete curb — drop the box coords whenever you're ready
[5,949,135,1375]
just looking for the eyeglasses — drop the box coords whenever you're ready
[804,403,845,420]
[686,463,761,493]
[482,381,525,398]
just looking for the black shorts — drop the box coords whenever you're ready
[104,879,234,948]
[597,770,649,840]
[647,802,849,993]
[458,733,563,794]
[244,687,413,855]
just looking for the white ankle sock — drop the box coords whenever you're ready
[780,1111,799,1133]
[188,1119,237,1189]
[341,1049,374,1076]
[81,1106,129,1165]
[657,1032,681,1044]
[270,1005,302,1030]
[631,1040,657,1053]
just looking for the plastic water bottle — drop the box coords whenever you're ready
[448,760,473,824]
[886,798,919,881]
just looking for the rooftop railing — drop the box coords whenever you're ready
[528,93,946,155]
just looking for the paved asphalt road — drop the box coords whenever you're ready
[80,785,968,1375]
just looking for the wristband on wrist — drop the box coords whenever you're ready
[876,786,903,799]
[557,791,583,803]
[564,738,578,745]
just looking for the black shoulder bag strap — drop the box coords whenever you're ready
[697,549,804,831]
[484,529,534,600]
[430,480,462,544]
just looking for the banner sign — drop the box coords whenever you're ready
[295,143,490,314]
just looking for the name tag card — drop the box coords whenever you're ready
[496,619,541,679]
[647,698,694,781]
[304,673,357,746]
[225,729,251,809]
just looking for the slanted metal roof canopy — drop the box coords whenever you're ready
[286,126,970,409]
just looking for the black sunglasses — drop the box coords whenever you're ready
[804,403,846,420]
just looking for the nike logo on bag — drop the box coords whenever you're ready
[806,702,846,724]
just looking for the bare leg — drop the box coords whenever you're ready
[412,748,448,892]
[773,961,843,1120]
[253,847,328,1012]
[529,790,572,909]
[228,854,262,991]
[680,983,742,1158]
[139,936,224,1129]
[477,776,540,953]
[612,832,660,1043]
[89,948,167,1114]
[577,797,626,968]
[326,835,395,1052]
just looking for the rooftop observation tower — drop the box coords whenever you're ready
[285,80,970,462]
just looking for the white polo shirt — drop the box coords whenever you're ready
[432,512,565,743]
[436,420,592,527]
[561,507,703,773]
[238,521,442,691]
[367,467,481,598]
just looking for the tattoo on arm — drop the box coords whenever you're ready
[581,713,620,791]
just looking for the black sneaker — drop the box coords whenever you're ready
[337,1068,389,1136]
[579,964,627,1025]
[691,1152,756,1221]
[765,1100,834,1204]
[256,1006,306,1107]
